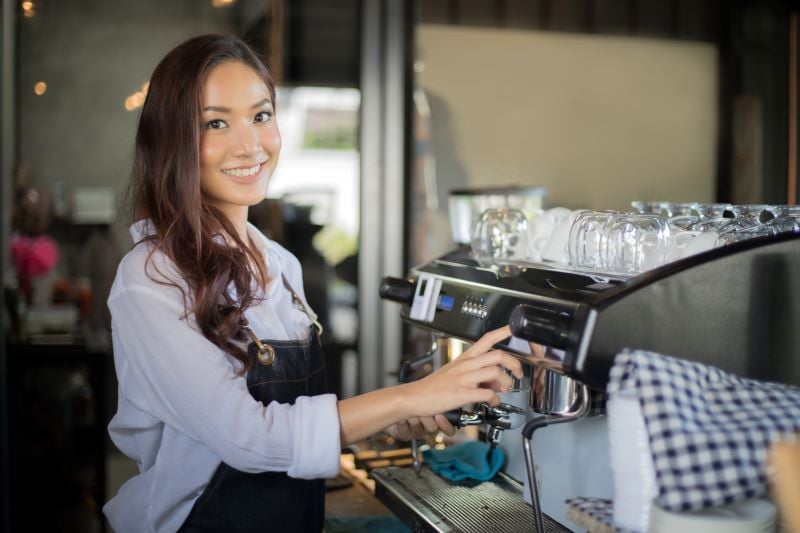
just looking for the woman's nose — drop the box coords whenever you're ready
[232,124,262,156]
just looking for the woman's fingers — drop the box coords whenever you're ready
[460,325,512,359]
[470,387,500,406]
[390,416,454,440]
[433,414,456,436]
[406,417,422,437]
[419,416,440,434]
[458,349,523,380]
[470,365,514,392]
[384,421,411,441]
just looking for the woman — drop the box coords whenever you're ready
[104,34,522,533]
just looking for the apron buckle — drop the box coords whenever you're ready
[256,343,276,366]
[243,325,275,366]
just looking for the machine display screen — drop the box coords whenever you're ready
[438,294,455,311]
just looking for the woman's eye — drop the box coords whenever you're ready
[254,111,273,124]
[205,119,227,130]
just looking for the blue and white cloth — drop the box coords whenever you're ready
[566,497,637,533]
[607,349,800,513]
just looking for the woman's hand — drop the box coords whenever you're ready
[401,325,523,418]
[337,325,522,446]
[383,415,456,441]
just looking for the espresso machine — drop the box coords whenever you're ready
[373,231,800,532]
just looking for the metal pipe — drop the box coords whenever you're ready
[789,11,798,204]
[522,384,590,532]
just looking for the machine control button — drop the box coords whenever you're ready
[461,298,488,319]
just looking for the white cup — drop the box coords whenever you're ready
[530,207,573,236]
[681,230,719,259]
[529,207,573,262]
[528,234,549,262]
[668,230,701,262]
[541,210,583,264]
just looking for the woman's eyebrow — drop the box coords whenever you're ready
[202,98,272,113]
[251,98,272,109]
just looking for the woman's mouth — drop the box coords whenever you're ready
[221,162,263,178]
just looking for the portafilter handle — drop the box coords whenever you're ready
[445,402,526,448]
[509,304,571,350]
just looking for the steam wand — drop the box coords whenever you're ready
[522,384,590,533]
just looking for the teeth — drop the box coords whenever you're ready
[222,163,261,177]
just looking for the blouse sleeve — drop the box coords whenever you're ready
[108,276,340,479]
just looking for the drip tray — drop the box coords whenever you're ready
[371,466,572,532]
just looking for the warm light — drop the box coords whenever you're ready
[131,91,145,107]
[21,0,35,17]
[211,0,235,7]
[33,81,47,95]
[124,82,150,111]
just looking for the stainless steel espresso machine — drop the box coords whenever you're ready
[373,232,800,532]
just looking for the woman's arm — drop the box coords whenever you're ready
[337,326,522,445]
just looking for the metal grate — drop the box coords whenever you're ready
[372,466,572,533]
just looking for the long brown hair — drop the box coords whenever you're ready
[126,34,275,372]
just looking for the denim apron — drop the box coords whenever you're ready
[179,275,327,532]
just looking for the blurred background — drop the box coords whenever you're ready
[0,0,797,531]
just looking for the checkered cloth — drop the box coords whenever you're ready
[607,349,800,512]
[566,498,637,533]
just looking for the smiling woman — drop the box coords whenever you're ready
[125,35,278,367]
[105,33,522,533]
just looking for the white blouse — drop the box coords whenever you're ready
[103,220,341,533]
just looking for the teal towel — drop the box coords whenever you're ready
[422,441,504,482]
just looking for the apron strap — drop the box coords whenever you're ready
[280,273,324,337]
[239,272,324,364]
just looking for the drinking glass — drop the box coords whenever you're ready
[568,210,618,269]
[687,216,733,233]
[665,203,700,230]
[693,203,733,220]
[604,213,670,274]
[716,205,800,246]
[631,201,668,216]
[662,202,697,218]
[716,204,773,235]
[470,208,531,265]
[762,205,800,233]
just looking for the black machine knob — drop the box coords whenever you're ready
[444,408,464,428]
[509,304,571,350]
[379,276,415,304]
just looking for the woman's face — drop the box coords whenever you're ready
[199,60,281,222]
